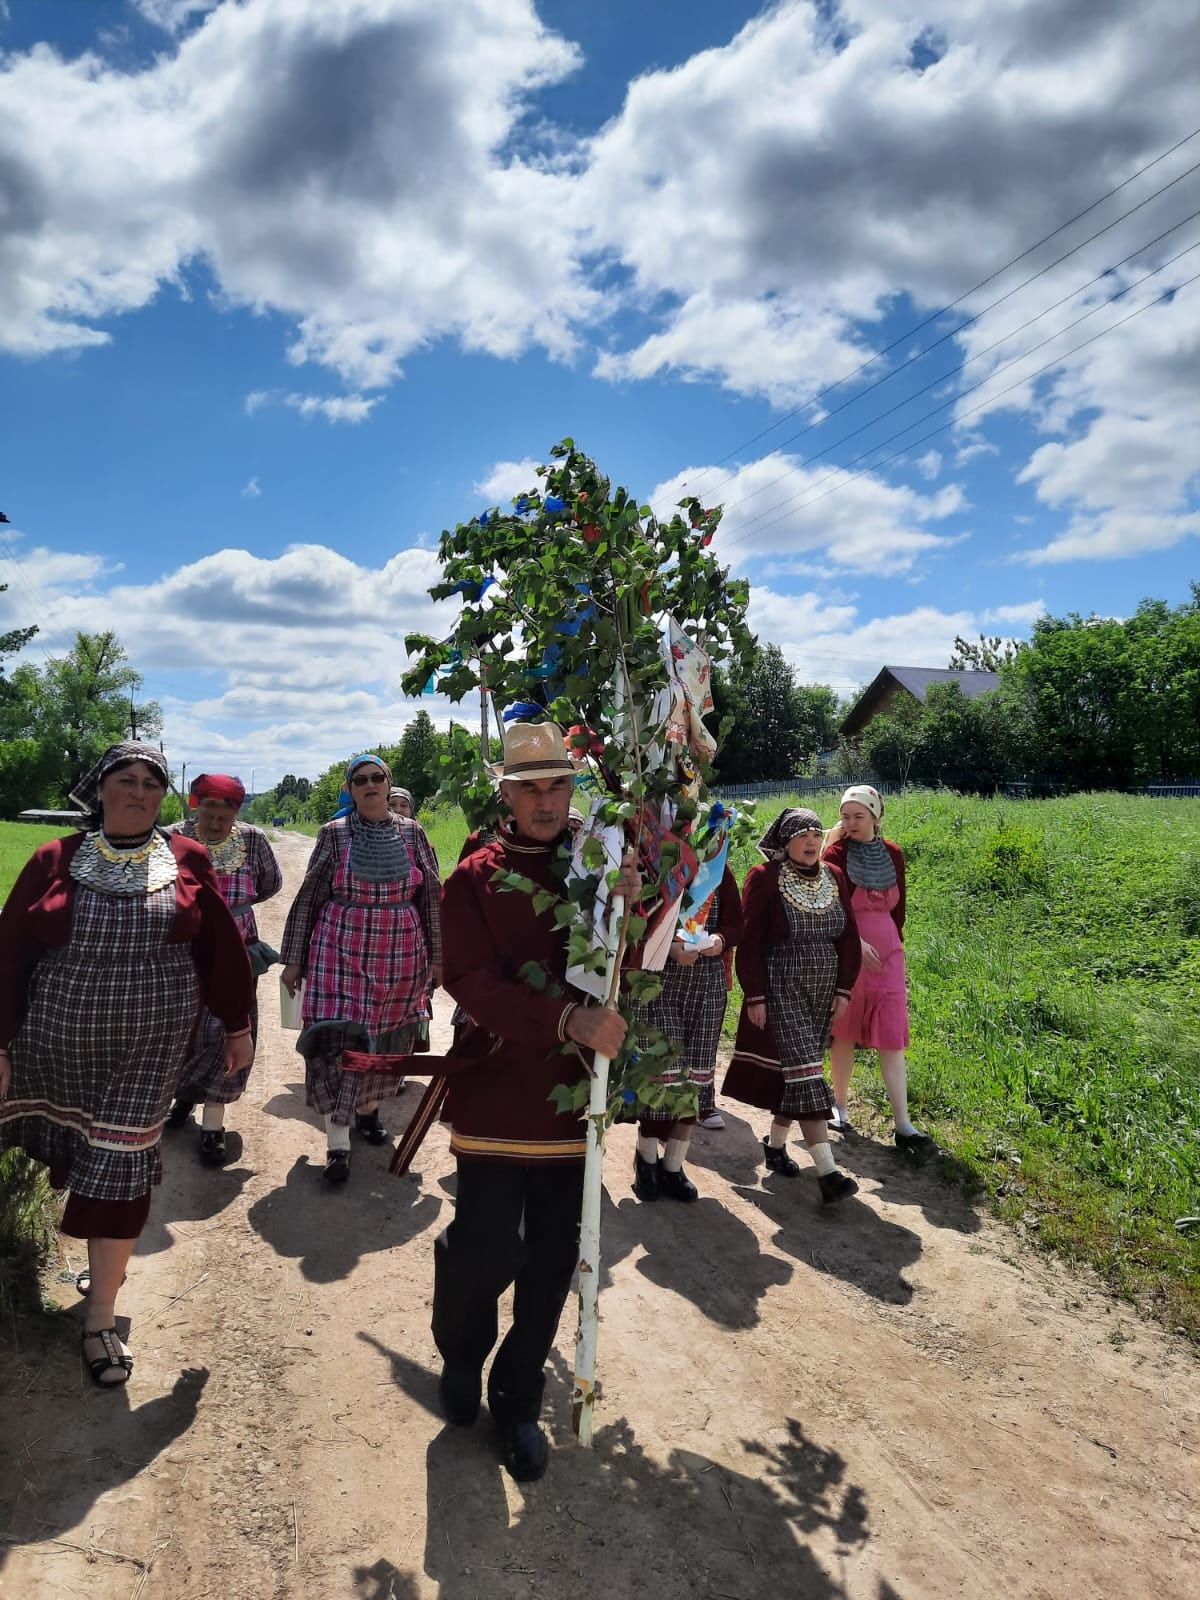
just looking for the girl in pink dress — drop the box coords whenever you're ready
[823,786,932,1156]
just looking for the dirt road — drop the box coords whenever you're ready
[2,830,1197,1599]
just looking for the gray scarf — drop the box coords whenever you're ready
[348,815,413,884]
[845,836,896,890]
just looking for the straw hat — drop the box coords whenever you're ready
[493,721,574,782]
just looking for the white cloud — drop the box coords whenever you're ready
[915,449,942,480]
[132,0,218,33]
[474,457,542,504]
[241,475,262,498]
[0,0,596,381]
[746,586,1043,692]
[651,453,968,575]
[283,392,381,425]
[244,390,271,416]
[0,539,463,784]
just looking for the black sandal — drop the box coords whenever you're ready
[762,1136,800,1177]
[354,1108,389,1145]
[75,1269,126,1297]
[82,1327,133,1387]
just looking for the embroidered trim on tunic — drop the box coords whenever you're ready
[779,862,835,916]
[347,815,412,882]
[70,830,179,897]
[845,836,897,890]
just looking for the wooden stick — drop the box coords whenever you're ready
[572,893,627,1447]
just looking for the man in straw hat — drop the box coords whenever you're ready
[433,719,639,1482]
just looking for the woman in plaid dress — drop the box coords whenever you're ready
[723,808,860,1205]
[0,743,253,1386]
[166,773,283,1165]
[280,754,442,1184]
[631,866,743,1204]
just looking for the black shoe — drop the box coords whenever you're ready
[657,1163,698,1203]
[198,1128,227,1166]
[323,1148,351,1184]
[895,1130,935,1159]
[818,1171,859,1205]
[166,1098,195,1130]
[633,1151,660,1201]
[499,1420,549,1483]
[354,1109,390,1145]
[440,1366,482,1427]
[762,1136,800,1177]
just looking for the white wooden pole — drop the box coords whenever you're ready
[572,893,624,1447]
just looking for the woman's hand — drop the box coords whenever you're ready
[747,1001,767,1030]
[0,1052,10,1102]
[669,940,700,967]
[224,1031,255,1076]
[702,935,726,960]
[861,940,883,972]
[431,963,444,990]
[832,994,850,1022]
[281,963,304,997]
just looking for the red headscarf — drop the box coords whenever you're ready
[189,773,246,809]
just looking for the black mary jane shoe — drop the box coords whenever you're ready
[82,1327,133,1388]
[633,1151,660,1201]
[499,1420,549,1483]
[165,1098,195,1130]
[762,1136,800,1177]
[440,1366,482,1427]
[323,1148,351,1184]
[354,1109,390,1145]
[817,1171,859,1206]
[198,1129,227,1167]
[657,1163,699,1203]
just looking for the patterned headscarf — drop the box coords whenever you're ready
[840,784,883,821]
[333,754,391,819]
[388,786,415,811]
[757,806,823,860]
[69,741,170,821]
[189,773,246,809]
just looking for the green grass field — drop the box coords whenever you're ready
[4,800,1199,1337]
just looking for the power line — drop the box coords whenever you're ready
[713,188,1200,516]
[718,228,1200,526]
[653,123,1200,510]
[717,268,1200,555]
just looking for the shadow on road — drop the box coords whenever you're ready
[353,1397,876,1600]
[734,1178,923,1307]
[0,1366,209,1573]
[245,1154,443,1282]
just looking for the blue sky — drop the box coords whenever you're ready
[1,0,1197,785]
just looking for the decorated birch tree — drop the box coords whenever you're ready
[403,438,754,1440]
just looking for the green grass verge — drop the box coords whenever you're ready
[0,822,70,1310]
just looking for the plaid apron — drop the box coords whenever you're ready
[1,884,198,1202]
[175,855,261,1105]
[299,827,430,1123]
[765,889,843,1118]
[635,888,729,1126]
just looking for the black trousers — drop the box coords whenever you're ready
[432,1159,584,1425]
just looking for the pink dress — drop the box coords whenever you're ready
[829,884,909,1051]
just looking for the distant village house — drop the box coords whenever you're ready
[840,666,1001,738]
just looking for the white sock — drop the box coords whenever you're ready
[663,1136,690,1173]
[323,1115,351,1152]
[201,1103,225,1131]
[809,1142,837,1177]
[637,1133,660,1163]
[768,1118,790,1149]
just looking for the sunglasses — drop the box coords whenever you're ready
[351,771,387,788]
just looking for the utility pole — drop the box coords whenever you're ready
[129,695,138,741]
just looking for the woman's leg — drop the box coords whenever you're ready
[798,1116,858,1204]
[767,1115,793,1147]
[829,1039,855,1123]
[879,1049,925,1139]
[83,1235,137,1384]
